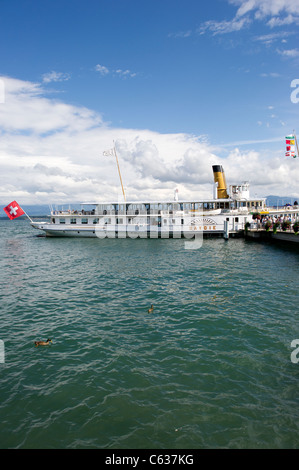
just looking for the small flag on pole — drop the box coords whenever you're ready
[285,135,297,158]
[103,148,115,157]
[3,201,25,220]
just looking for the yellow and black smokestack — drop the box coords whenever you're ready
[212,165,229,199]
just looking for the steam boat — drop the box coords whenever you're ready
[31,165,267,239]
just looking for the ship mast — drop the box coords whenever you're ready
[103,142,126,202]
[113,142,126,203]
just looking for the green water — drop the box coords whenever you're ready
[0,219,298,449]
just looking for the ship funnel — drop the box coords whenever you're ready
[212,165,229,199]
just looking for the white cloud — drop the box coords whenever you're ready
[267,14,299,27]
[95,64,137,79]
[231,0,299,20]
[254,31,292,45]
[199,0,299,37]
[0,77,102,134]
[277,48,299,57]
[42,71,71,83]
[0,75,298,206]
[115,69,137,79]
[198,16,250,35]
[168,30,192,38]
[95,64,109,76]
[254,32,299,59]
[260,72,281,77]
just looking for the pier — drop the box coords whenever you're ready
[244,206,299,244]
[245,224,299,244]
[245,228,299,244]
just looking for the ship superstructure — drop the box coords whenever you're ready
[31,165,265,239]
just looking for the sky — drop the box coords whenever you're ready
[0,0,299,206]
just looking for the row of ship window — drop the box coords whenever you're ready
[53,217,98,224]
[53,217,185,225]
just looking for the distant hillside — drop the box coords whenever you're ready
[266,196,298,207]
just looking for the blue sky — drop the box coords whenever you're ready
[0,0,299,204]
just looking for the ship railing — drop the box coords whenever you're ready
[51,210,79,216]
[249,221,298,232]
[266,205,299,212]
[51,210,96,216]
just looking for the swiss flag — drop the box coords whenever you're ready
[3,201,25,220]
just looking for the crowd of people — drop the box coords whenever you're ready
[253,211,299,233]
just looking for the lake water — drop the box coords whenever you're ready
[0,219,298,449]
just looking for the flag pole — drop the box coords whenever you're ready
[113,141,126,203]
[23,210,33,224]
[294,130,299,158]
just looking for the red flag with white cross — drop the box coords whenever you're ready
[3,201,25,220]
